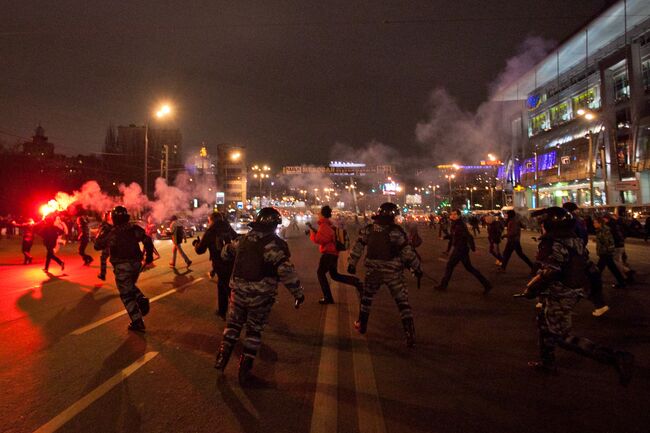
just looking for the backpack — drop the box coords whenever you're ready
[334,226,349,251]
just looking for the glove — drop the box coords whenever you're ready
[192,236,200,247]
[294,294,305,309]
[347,264,356,274]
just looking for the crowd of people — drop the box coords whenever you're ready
[0,201,640,386]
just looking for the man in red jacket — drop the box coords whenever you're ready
[308,206,363,304]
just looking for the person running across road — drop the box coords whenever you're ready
[347,203,422,348]
[169,215,192,268]
[517,207,634,386]
[12,218,36,264]
[435,209,492,293]
[40,215,65,272]
[76,215,94,265]
[593,216,626,290]
[499,210,535,273]
[194,211,238,319]
[94,206,154,332]
[307,205,363,304]
[214,208,304,384]
[486,213,504,266]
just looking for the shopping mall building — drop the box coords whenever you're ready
[493,0,650,209]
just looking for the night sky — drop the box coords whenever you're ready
[1,1,613,167]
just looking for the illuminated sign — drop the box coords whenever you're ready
[527,94,542,110]
[283,165,394,175]
[216,192,225,205]
[480,160,503,166]
[382,182,398,195]
[561,156,570,165]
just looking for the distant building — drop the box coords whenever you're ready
[22,125,54,157]
[116,124,183,194]
[216,143,247,208]
[493,0,650,207]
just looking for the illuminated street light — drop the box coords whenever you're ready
[577,109,603,205]
[230,151,242,161]
[144,103,174,197]
[445,174,455,208]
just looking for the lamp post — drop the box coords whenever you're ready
[251,164,271,201]
[445,174,455,208]
[577,109,604,206]
[144,104,173,197]
[466,186,477,209]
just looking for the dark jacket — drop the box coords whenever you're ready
[595,225,616,256]
[607,219,624,247]
[574,216,588,246]
[40,224,63,248]
[449,219,475,254]
[195,220,237,263]
[94,223,153,265]
[487,220,503,243]
[505,217,523,242]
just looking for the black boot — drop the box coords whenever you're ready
[214,342,234,371]
[238,355,254,384]
[402,317,416,348]
[137,296,150,317]
[354,311,369,334]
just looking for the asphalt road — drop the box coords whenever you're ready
[0,225,648,433]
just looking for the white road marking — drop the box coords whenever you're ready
[309,284,339,433]
[70,277,205,335]
[344,288,387,433]
[32,351,159,433]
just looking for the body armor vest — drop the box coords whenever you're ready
[232,234,277,281]
[366,224,398,260]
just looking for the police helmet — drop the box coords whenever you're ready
[111,206,130,225]
[374,202,400,220]
[255,207,282,227]
[531,206,574,233]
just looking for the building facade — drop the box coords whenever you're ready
[115,125,183,195]
[493,0,650,208]
[216,143,247,208]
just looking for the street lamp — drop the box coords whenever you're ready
[577,110,604,206]
[466,186,477,209]
[445,174,455,208]
[251,164,271,200]
[144,103,173,197]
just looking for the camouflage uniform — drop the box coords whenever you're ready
[216,227,303,378]
[530,234,633,383]
[348,221,421,346]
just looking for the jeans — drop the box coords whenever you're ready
[317,253,360,301]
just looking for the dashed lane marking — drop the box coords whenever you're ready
[309,284,339,433]
[344,288,387,433]
[32,351,159,433]
[70,277,205,335]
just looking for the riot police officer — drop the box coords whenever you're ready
[517,207,634,385]
[347,202,422,348]
[214,207,304,384]
[94,206,154,332]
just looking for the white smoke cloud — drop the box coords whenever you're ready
[416,36,554,164]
